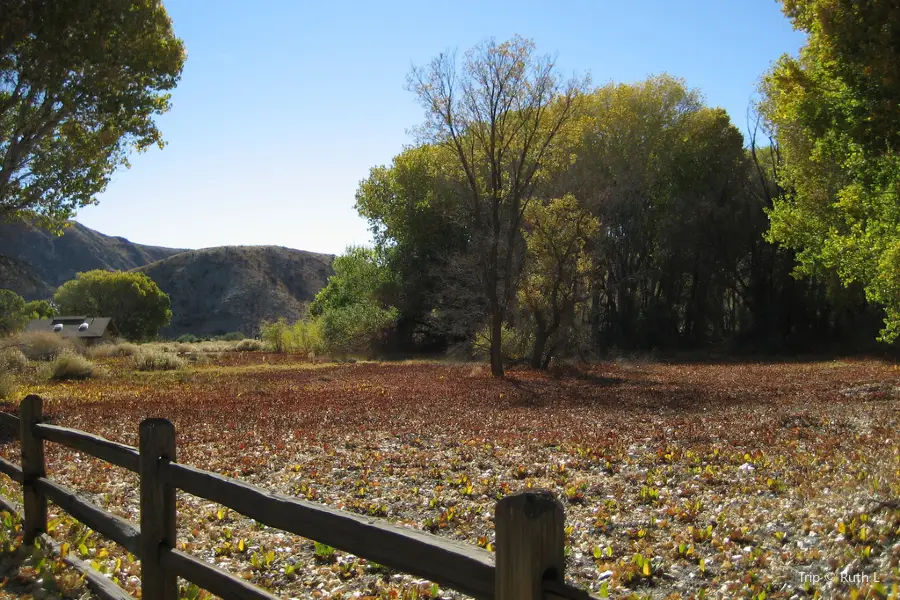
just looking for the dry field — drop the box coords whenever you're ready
[0,353,898,600]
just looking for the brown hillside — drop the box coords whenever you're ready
[134,245,334,337]
[0,220,184,298]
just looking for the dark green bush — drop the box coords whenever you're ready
[216,331,244,341]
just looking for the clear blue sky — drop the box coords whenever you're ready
[76,0,805,255]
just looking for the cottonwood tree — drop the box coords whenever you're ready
[408,35,589,376]
[54,270,171,340]
[519,194,599,368]
[0,0,185,231]
[761,0,900,342]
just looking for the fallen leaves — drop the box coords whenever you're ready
[0,356,896,599]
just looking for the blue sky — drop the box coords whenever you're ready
[76,0,805,255]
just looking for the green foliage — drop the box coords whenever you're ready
[0,289,27,334]
[761,0,900,342]
[409,35,589,375]
[49,350,102,380]
[310,246,390,316]
[22,299,57,320]
[176,334,201,344]
[520,195,599,367]
[321,302,399,358]
[310,246,399,357]
[355,145,478,348]
[54,270,172,341]
[0,291,58,334]
[131,348,185,371]
[0,0,186,231]
[217,332,244,342]
[313,542,336,564]
[260,318,325,357]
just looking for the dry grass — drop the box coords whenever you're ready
[48,350,104,380]
[130,348,186,371]
[0,372,15,400]
[0,357,897,599]
[14,331,74,361]
[0,347,28,372]
[83,341,139,359]
[233,338,265,352]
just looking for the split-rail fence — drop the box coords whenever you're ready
[0,395,596,600]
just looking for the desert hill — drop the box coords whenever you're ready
[0,221,335,338]
[0,220,184,299]
[134,246,333,337]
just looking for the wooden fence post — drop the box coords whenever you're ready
[140,418,177,600]
[20,394,47,544]
[495,490,565,600]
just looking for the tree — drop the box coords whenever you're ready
[22,299,56,320]
[355,144,475,349]
[0,289,56,334]
[0,288,27,334]
[408,35,589,376]
[53,270,171,340]
[310,247,399,356]
[0,0,185,231]
[760,0,900,342]
[519,195,599,368]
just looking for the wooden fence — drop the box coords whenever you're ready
[0,395,596,600]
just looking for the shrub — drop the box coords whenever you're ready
[0,372,16,400]
[216,331,244,342]
[322,303,397,357]
[292,319,325,357]
[49,350,102,380]
[234,339,264,352]
[260,319,291,353]
[84,342,139,359]
[0,347,29,372]
[131,349,186,371]
[260,318,325,356]
[176,334,200,343]
[18,331,74,361]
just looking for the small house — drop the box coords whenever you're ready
[24,316,119,345]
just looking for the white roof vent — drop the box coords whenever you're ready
[52,324,63,332]
[78,322,89,331]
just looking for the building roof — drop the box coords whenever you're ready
[24,317,118,339]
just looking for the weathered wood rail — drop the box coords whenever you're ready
[0,395,596,600]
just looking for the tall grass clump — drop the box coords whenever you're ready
[0,347,29,372]
[131,348,186,371]
[49,350,103,380]
[17,331,74,361]
[234,339,264,352]
[84,342,139,359]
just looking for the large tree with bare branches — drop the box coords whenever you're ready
[408,35,589,376]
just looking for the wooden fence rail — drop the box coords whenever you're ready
[0,394,596,600]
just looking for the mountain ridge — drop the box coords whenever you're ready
[0,220,334,337]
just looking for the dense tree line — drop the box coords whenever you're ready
[317,19,893,372]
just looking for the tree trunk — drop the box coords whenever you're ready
[490,311,505,377]
[530,328,548,370]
